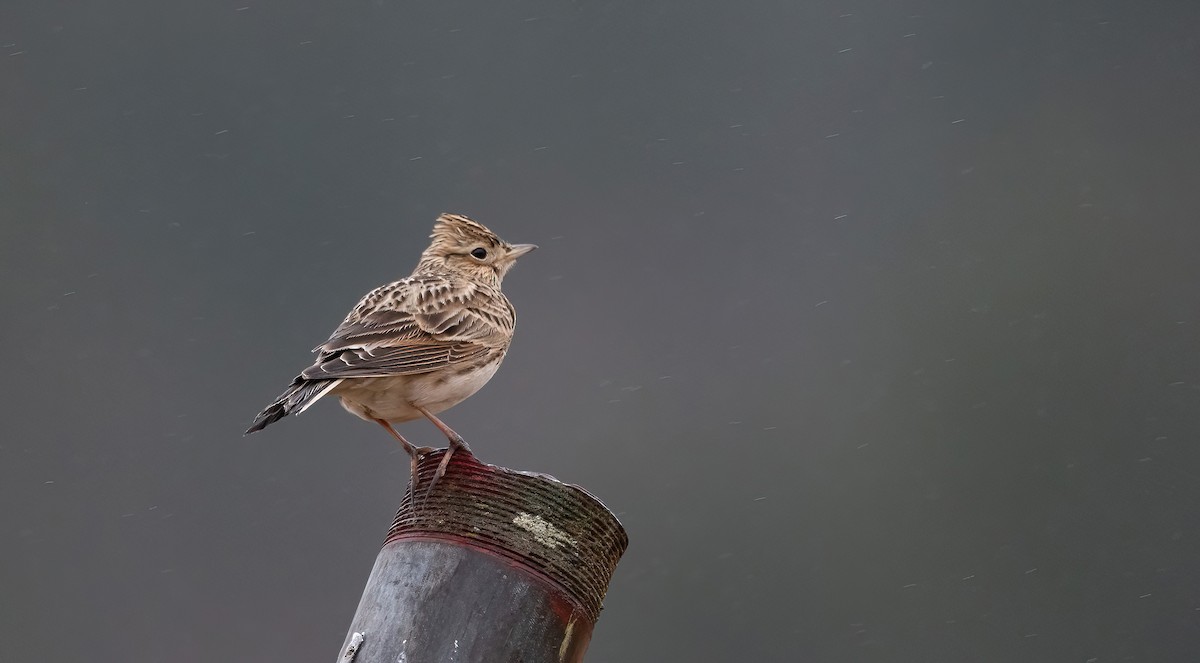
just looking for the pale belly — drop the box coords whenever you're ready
[332,358,503,423]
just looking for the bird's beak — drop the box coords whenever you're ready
[507,243,538,259]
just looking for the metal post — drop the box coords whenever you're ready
[335,450,628,663]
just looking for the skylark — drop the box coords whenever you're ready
[246,213,536,493]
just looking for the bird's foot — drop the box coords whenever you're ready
[413,445,437,457]
[421,438,471,501]
[447,435,472,456]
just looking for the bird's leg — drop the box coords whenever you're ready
[414,406,473,499]
[373,418,433,507]
[373,417,433,456]
[415,406,473,451]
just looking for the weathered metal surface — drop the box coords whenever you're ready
[335,451,627,663]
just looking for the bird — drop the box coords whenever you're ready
[246,213,536,497]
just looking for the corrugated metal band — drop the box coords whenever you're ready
[384,451,628,623]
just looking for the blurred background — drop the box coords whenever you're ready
[3,1,1199,661]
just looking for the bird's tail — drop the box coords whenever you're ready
[245,377,343,434]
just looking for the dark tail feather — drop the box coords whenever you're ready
[245,377,340,435]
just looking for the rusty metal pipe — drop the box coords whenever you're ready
[334,451,628,663]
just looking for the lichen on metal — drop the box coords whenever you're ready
[513,512,578,549]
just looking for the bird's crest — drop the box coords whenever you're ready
[429,213,502,249]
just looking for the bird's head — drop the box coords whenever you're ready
[418,213,537,285]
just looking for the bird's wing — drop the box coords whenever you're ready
[299,274,514,380]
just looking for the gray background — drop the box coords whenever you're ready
[3,1,1199,661]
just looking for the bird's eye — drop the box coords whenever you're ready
[470,247,488,260]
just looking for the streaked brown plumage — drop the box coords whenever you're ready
[247,213,536,493]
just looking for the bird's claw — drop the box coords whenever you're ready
[421,444,462,501]
[407,437,471,508]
